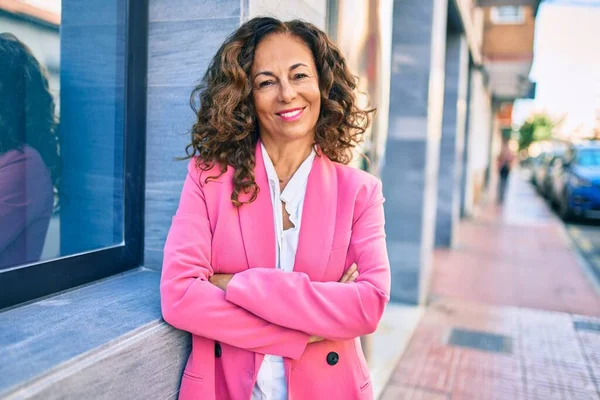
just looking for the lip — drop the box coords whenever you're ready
[276,107,306,122]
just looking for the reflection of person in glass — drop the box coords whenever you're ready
[161,18,390,399]
[0,33,59,270]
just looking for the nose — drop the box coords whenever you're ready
[278,79,297,103]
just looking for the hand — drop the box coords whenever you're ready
[338,263,359,284]
[308,264,359,344]
[209,273,234,291]
[308,335,325,343]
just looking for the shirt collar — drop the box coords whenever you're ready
[260,142,315,207]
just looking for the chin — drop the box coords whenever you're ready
[269,125,312,142]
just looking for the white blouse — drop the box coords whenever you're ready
[251,143,315,400]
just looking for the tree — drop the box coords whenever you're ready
[593,110,600,139]
[517,113,556,151]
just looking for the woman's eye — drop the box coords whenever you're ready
[258,80,273,88]
[294,73,308,80]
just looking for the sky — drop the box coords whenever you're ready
[513,0,600,136]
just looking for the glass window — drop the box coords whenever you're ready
[0,0,146,308]
[563,148,574,165]
[490,6,525,25]
[576,149,600,167]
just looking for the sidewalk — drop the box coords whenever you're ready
[432,170,600,316]
[380,171,600,399]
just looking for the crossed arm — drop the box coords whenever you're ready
[209,264,361,344]
[215,180,390,341]
[160,160,390,359]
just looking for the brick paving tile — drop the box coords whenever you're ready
[591,365,600,388]
[451,384,527,400]
[455,352,523,380]
[526,384,600,400]
[380,384,449,400]
[389,351,457,393]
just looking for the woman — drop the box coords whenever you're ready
[0,33,59,270]
[160,17,390,400]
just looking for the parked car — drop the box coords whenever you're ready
[536,150,565,199]
[533,152,551,189]
[550,142,600,220]
[528,153,546,186]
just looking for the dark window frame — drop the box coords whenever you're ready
[0,0,149,310]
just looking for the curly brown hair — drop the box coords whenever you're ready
[0,33,61,209]
[185,17,374,206]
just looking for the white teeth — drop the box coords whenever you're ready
[280,109,302,118]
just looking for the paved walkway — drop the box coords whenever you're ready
[381,171,600,399]
[431,171,600,316]
[382,299,600,399]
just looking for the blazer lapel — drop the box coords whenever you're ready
[238,142,277,269]
[293,151,337,281]
[238,143,338,279]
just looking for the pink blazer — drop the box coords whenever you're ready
[0,146,53,270]
[160,142,391,400]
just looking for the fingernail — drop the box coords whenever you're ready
[352,271,358,278]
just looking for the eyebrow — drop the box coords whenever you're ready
[253,63,309,80]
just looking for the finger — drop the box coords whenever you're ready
[341,271,359,284]
[338,268,351,283]
[338,264,357,283]
[347,270,359,283]
[344,265,359,282]
[344,264,359,282]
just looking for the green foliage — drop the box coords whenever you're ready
[518,114,556,151]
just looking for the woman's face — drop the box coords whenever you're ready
[251,34,321,145]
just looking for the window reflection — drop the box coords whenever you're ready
[0,0,126,271]
[0,33,59,270]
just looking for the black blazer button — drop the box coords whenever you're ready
[215,343,222,358]
[326,352,339,366]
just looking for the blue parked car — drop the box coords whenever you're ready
[550,142,600,220]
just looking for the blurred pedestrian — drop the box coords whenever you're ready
[160,17,391,400]
[497,139,515,204]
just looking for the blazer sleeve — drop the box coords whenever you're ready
[225,179,391,341]
[160,159,310,360]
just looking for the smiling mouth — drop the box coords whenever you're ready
[276,107,306,121]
